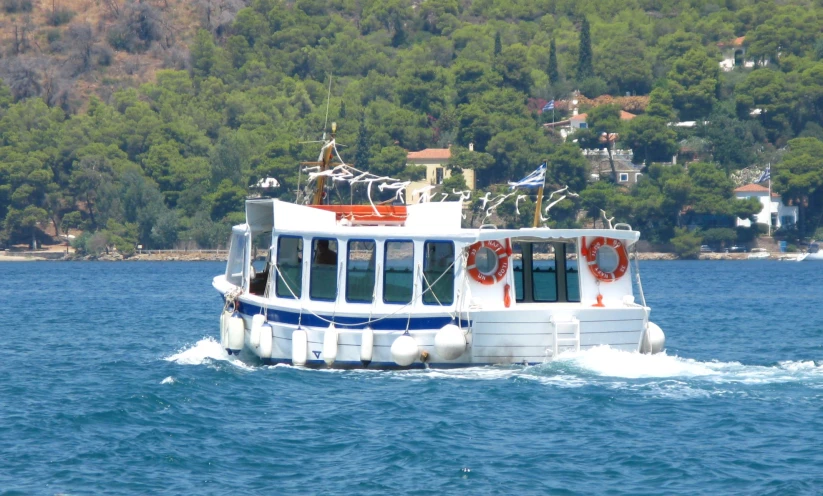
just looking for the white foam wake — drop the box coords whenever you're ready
[164,337,254,370]
[551,346,823,384]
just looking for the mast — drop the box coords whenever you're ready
[311,122,336,206]
[532,163,547,228]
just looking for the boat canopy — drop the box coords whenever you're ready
[475,227,640,245]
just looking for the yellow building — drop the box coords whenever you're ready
[405,148,476,204]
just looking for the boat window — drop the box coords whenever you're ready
[346,240,376,303]
[249,232,271,296]
[276,236,303,299]
[566,242,580,302]
[531,242,558,302]
[513,243,524,302]
[310,238,339,301]
[423,241,454,305]
[384,240,414,304]
[225,231,246,287]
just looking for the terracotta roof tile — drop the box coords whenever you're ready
[407,148,451,160]
[734,183,769,193]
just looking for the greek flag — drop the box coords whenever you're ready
[509,162,547,189]
[542,100,555,112]
[756,165,770,183]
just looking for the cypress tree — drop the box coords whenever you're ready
[494,31,502,56]
[576,17,593,81]
[548,38,559,84]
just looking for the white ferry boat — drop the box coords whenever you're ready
[213,136,665,369]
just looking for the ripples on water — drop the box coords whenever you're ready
[2,261,823,495]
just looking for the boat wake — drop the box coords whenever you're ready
[164,337,255,370]
[164,341,823,388]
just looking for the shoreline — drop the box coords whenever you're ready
[0,251,803,262]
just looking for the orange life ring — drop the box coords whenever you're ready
[582,237,629,282]
[467,240,510,285]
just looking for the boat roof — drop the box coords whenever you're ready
[243,199,640,244]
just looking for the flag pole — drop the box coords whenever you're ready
[532,163,547,228]
[768,163,772,237]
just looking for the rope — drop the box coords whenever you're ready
[269,259,457,328]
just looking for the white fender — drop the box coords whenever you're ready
[227,313,245,354]
[641,322,666,354]
[292,329,308,366]
[258,323,273,359]
[390,334,418,367]
[219,311,229,349]
[360,327,374,364]
[250,314,266,349]
[323,326,339,366]
[434,324,467,360]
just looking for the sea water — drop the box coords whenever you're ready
[1,261,822,495]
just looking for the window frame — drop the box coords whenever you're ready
[345,238,377,304]
[275,235,304,300]
[422,240,455,306]
[619,172,629,182]
[309,237,339,302]
[382,238,415,305]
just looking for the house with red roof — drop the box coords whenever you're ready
[734,183,797,230]
[405,147,476,203]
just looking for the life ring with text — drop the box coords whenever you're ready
[467,240,509,285]
[582,237,629,282]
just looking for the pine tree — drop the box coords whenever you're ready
[494,31,502,56]
[354,115,371,171]
[576,17,593,81]
[548,38,559,84]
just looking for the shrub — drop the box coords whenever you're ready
[46,7,75,26]
[2,0,32,13]
[671,227,702,259]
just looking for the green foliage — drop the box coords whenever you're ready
[576,17,593,81]
[548,39,559,84]
[700,227,737,248]
[671,227,702,259]
[667,48,719,120]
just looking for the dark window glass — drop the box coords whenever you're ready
[423,241,454,305]
[532,242,557,302]
[310,238,338,301]
[513,242,524,301]
[566,243,580,302]
[346,240,376,303]
[384,241,414,304]
[276,236,302,299]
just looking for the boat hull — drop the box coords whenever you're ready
[228,299,650,368]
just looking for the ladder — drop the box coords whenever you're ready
[551,316,580,357]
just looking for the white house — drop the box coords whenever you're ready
[734,183,798,230]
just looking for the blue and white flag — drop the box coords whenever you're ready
[756,165,770,183]
[542,100,555,112]
[509,162,547,189]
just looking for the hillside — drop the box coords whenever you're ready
[1,0,822,255]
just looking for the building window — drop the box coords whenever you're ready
[346,240,375,303]
[579,122,588,129]
[276,236,303,299]
[310,238,338,301]
[634,173,642,182]
[619,173,629,182]
[423,241,454,305]
[435,167,445,185]
[384,240,414,304]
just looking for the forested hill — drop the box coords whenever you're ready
[1,0,823,255]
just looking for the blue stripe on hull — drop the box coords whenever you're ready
[235,301,459,331]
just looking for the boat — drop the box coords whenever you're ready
[797,241,823,262]
[212,129,665,368]
[747,248,770,260]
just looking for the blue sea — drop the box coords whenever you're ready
[2,261,823,495]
